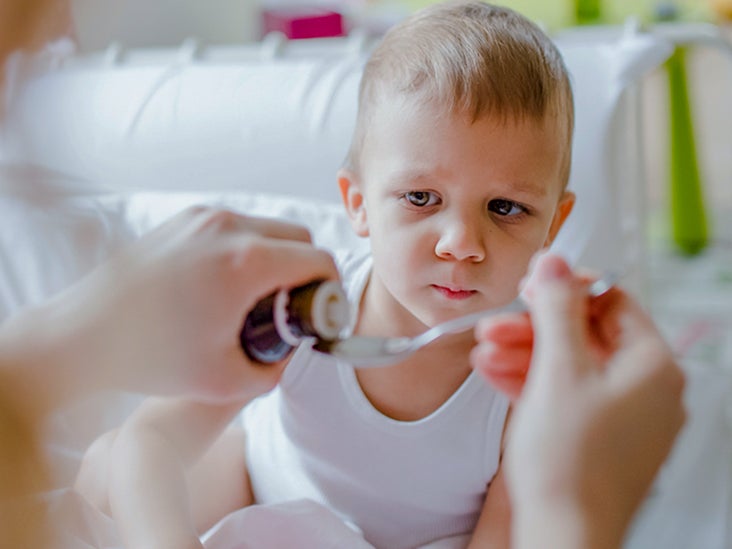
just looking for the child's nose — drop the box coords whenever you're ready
[434,220,486,262]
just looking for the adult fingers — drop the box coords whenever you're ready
[142,208,314,254]
[474,312,533,346]
[615,292,665,350]
[210,355,289,404]
[470,337,531,401]
[221,235,340,310]
[608,330,685,414]
[523,254,593,383]
[229,214,313,243]
[473,343,530,374]
[471,341,531,374]
[191,208,313,242]
[482,372,527,402]
[588,286,663,362]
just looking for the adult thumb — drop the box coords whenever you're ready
[525,254,592,384]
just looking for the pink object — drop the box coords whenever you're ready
[262,7,345,39]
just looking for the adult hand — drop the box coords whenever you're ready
[471,262,602,401]
[0,207,339,409]
[471,254,686,549]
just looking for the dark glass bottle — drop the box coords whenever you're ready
[240,280,349,363]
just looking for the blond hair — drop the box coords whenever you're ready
[345,1,574,184]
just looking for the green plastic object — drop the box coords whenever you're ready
[666,46,709,255]
[574,0,602,24]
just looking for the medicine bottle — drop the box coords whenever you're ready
[240,280,349,363]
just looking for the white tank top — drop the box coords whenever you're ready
[241,250,510,549]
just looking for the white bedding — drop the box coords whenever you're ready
[51,490,472,549]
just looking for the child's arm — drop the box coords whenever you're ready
[468,464,512,549]
[108,396,251,548]
[467,409,513,549]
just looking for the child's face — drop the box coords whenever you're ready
[339,97,574,332]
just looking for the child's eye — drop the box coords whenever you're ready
[403,191,439,207]
[488,199,526,217]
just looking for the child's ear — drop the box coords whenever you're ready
[544,190,575,247]
[338,169,369,237]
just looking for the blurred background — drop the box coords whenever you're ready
[48,0,729,216]
[65,0,718,46]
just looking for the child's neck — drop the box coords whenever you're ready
[354,277,476,421]
[354,339,474,421]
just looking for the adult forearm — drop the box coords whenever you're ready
[110,424,203,549]
[0,295,108,417]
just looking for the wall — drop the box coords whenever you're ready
[70,0,260,50]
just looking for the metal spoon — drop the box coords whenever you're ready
[312,271,620,368]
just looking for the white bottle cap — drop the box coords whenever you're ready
[310,280,349,340]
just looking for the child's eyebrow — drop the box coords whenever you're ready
[385,169,440,186]
[504,180,549,199]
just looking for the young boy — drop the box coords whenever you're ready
[75,2,575,547]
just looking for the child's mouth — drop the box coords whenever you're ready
[431,285,477,300]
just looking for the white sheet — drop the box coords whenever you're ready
[51,490,471,549]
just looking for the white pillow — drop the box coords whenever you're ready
[0,166,134,320]
[0,165,367,322]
